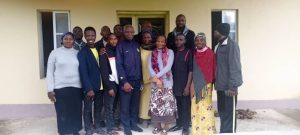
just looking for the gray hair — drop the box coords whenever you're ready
[123,24,134,31]
[195,32,206,42]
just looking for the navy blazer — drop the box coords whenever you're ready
[78,46,113,92]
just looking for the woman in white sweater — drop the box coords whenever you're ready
[47,32,82,135]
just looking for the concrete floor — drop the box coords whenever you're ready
[0,109,300,135]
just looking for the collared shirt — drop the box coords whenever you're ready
[74,41,86,51]
[102,40,107,47]
[214,38,228,53]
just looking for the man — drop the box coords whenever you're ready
[214,23,243,133]
[114,24,124,42]
[167,14,195,51]
[78,26,113,135]
[169,34,193,135]
[73,26,86,50]
[96,25,111,49]
[116,25,143,135]
[134,20,158,44]
[103,33,120,135]
[95,25,112,127]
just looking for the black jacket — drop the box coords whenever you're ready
[167,29,195,51]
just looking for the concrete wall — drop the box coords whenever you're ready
[0,0,300,104]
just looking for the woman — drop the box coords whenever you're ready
[190,33,216,135]
[139,31,155,128]
[148,35,177,135]
[47,32,82,135]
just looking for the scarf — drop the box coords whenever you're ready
[151,47,171,79]
[141,43,155,51]
[193,46,216,103]
[172,26,189,37]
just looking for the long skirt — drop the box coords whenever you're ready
[191,84,216,135]
[139,83,151,119]
[54,87,83,134]
[149,87,177,124]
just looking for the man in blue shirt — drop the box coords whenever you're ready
[116,25,143,135]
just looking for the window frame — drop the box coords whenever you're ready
[116,11,169,35]
[52,11,71,49]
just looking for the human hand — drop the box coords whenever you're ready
[48,92,56,102]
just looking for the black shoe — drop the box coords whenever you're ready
[182,129,190,135]
[169,125,182,132]
[131,125,143,132]
[124,130,132,135]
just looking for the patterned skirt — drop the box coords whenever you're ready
[149,87,177,124]
[191,83,216,135]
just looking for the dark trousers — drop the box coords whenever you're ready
[217,91,237,133]
[104,82,118,132]
[83,90,104,131]
[113,86,121,122]
[175,95,191,130]
[120,80,141,132]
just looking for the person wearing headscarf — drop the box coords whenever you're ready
[190,32,217,135]
[46,32,83,135]
[139,31,155,128]
[214,23,243,133]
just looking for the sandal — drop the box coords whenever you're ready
[160,129,168,135]
[152,128,162,134]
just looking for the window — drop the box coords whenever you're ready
[38,11,70,78]
[222,10,238,43]
[211,10,238,50]
[117,11,169,35]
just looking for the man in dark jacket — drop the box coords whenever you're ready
[78,26,113,135]
[167,14,195,51]
[96,26,111,49]
[116,25,143,135]
[214,23,243,133]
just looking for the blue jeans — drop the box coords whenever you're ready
[120,80,141,132]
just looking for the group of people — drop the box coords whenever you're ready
[46,14,243,135]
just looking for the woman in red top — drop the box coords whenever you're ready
[190,33,216,135]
